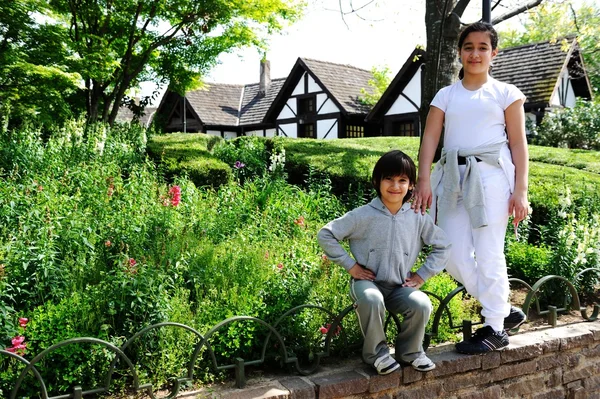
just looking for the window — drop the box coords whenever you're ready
[298,96,316,116]
[346,125,364,138]
[298,123,315,138]
[391,120,417,137]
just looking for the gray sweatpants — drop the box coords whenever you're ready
[350,279,432,365]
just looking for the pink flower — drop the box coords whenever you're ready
[12,336,25,346]
[18,318,28,328]
[105,240,111,247]
[129,258,136,267]
[169,185,181,207]
[321,254,328,261]
[319,324,341,336]
[319,326,328,334]
[234,161,245,169]
[276,263,284,269]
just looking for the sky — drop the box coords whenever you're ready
[140,0,523,99]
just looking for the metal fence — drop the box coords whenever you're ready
[2,269,599,399]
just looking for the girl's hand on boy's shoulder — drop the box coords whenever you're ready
[411,180,432,215]
[349,263,376,281]
[402,272,424,289]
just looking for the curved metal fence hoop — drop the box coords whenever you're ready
[10,337,148,399]
[261,304,340,375]
[187,316,295,379]
[572,267,600,321]
[430,285,471,337]
[420,290,445,351]
[506,278,535,333]
[108,322,205,399]
[1,350,49,399]
[522,275,588,322]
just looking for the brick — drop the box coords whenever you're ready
[539,338,561,353]
[459,385,501,399]
[589,324,600,341]
[561,333,595,351]
[501,343,543,363]
[311,370,368,399]
[567,380,583,390]
[430,351,482,377]
[217,382,289,399]
[582,343,600,358]
[538,353,565,371]
[355,365,400,393]
[443,372,492,392]
[401,365,425,384]
[564,366,595,384]
[503,375,546,396]
[397,382,443,399]
[584,375,600,390]
[547,369,563,387]
[279,377,315,399]
[481,352,501,370]
[531,388,567,399]
[488,359,537,383]
[567,386,586,399]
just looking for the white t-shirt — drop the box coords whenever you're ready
[430,77,526,150]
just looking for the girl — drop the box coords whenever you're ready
[411,22,529,354]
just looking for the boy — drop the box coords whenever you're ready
[317,150,450,375]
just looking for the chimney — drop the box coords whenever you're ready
[259,59,271,97]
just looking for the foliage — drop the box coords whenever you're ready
[499,1,600,94]
[36,0,303,125]
[529,100,600,150]
[0,0,81,130]
[358,65,391,107]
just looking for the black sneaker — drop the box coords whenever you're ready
[504,306,526,331]
[455,326,509,354]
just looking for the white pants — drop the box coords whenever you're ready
[434,162,511,331]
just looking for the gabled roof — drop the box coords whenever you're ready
[493,37,592,106]
[264,57,374,122]
[239,78,286,125]
[366,47,426,122]
[156,77,285,127]
[185,83,243,126]
[116,106,157,127]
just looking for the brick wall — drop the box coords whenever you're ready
[196,322,600,399]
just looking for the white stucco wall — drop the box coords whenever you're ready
[224,131,237,139]
[278,123,297,138]
[292,75,305,96]
[317,93,340,114]
[307,74,320,93]
[206,130,222,137]
[245,130,263,137]
[550,73,577,108]
[265,128,276,137]
[277,99,296,120]
[385,68,422,116]
[317,119,338,139]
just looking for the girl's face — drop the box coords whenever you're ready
[459,31,498,77]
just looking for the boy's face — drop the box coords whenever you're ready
[379,174,413,212]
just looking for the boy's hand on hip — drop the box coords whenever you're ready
[402,272,424,289]
[349,263,376,281]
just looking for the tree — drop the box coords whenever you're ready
[358,65,392,107]
[499,1,600,95]
[0,0,81,129]
[41,0,302,125]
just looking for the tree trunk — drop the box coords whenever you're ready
[421,0,464,160]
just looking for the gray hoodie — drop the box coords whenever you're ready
[317,197,450,285]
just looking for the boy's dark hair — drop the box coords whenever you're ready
[457,22,498,79]
[371,150,416,202]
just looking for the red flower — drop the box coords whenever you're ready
[319,324,342,336]
[276,263,283,269]
[105,240,111,247]
[129,258,136,267]
[18,318,28,328]
[319,326,328,334]
[169,185,181,207]
[12,336,25,346]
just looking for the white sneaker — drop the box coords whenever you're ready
[404,352,435,372]
[373,354,400,375]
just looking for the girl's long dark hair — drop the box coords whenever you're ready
[457,22,498,79]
